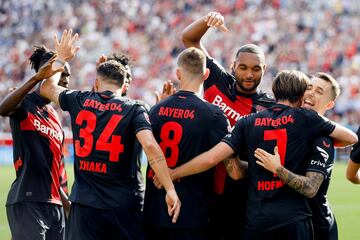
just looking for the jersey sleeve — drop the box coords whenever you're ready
[209,109,231,146]
[306,136,334,178]
[221,117,246,156]
[306,110,336,137]
[132,105,152,134]
[204,57,234,90]
[350,126,360,163]
[8,102,27,121]
[59,90,81,112]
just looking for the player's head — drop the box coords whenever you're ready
[176,47,209,85]
[303,72,340,115]
[29,45,71,88]
[272,70,309,106]
[231,44,266,94]
[95,60,126,93]
[107,53,132,96]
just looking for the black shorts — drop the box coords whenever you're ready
[146,226,207,240]
[7,202,65,240]
[314,217,338,240]
[67,203,146,240]
[243,218,314,240]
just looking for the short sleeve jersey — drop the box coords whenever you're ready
[6,93,63,206]
[307,136,336,233]
[222,104,336,231]
[350,126,360,163]
[144,91,230,229]
[59,90,151,210]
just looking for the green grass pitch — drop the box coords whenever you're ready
[0,162,359,239]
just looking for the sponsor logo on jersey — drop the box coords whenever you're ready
[33,119,62,141]
[212,95,241,122]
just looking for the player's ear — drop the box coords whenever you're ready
[94,78,99,92]
[176,68,181,81]
[325,100,335,111]
[203,68,210,81]
[262,64,267,72]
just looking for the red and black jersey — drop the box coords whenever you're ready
[59,90,151,210]
[6,92,63,206]
[222,104,336,231]
[204,57,274,126]
[307,136,336,237]
[350,127,360,163]
[144,91,230,229]
[204,57,275,194]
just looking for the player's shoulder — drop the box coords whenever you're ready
[255,90,276,103]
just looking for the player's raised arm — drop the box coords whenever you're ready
[255,147,324,198]
[182,11,228,57]
[40,29,80,104]
[329,122,357,146]
[0,54,62,116]
[136,129,181,223]
[172,142,234,180]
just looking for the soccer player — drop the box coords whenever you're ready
[255,72,341,239]
[346,127,360,183]
[181,11,275,239]
[167,70,357,239]
[144,47,235,240]
[0,45,72,240]
[40,30,181,240]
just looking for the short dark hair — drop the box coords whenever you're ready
[272,70,309,103]
[177,47,206,76]
[107,52,132,68]
[313,72,340,100]
[235,44,265,63]
[29,45,55,72]
[96,60,126,87]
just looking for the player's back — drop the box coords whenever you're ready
[144,90,229,228]
[59,90,151,210]
[223,103,336,231]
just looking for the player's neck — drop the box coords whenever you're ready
[179,81,201,94]
[96,82,123,96]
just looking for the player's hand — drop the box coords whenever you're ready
[35,55,64,81]
[165,188,181,223]
[155,80,176,103]
[96,54,107,68]
[204,12,229,32]
[254,146,281,174]
[54,29,80,62]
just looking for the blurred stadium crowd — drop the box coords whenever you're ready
[0,0,359,135]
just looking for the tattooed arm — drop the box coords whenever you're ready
[254,147,324,198]
[275,167,324,198]
[224,155,248,180]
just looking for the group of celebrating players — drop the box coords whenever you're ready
[0,11,359,240]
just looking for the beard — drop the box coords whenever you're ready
[232,70,261,93]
